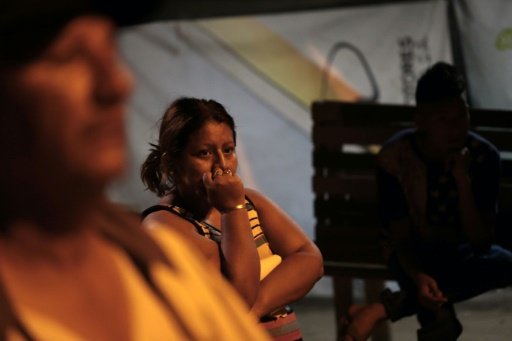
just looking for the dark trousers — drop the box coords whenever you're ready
[380,243,512,340]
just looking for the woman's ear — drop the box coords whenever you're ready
[160,152,172,175]
[160,153,177,187]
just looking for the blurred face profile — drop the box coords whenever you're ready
[8,16,134,189]
[417,97,469,157]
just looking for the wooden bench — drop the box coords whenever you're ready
[312,100,512,341]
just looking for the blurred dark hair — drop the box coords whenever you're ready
[141,98,237,197]
[0,0,161,67]
[415,62,466,105]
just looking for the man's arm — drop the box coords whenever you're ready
[376,167,422,278]
[450,146,499,251]
[377,168,447,309]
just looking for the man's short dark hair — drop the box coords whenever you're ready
[415,62,466,105]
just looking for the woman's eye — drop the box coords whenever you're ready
[197,150,211,158]
[44,45,84,64]
[223,147,235,154]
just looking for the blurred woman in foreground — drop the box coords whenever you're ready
[0,1,269,340]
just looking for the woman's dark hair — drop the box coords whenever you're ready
[0,70,35,230]
[415,62,466,105]
[1,0,162,67]
[141,97,236,197]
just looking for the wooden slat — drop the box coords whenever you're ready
[475,129,512,152]
[316,225,382,240]
[316,215,380,227]
[315,225,382,242]
[314,202,379,227]
[313,174,377,199]
[314,197,378,215]
[312,101,512,128]
[470,109,512,127]
[313,149,512,180]
[312,101,414,125]
[313,126,512,152]
[323,261,391,278]
[314,186,512,221]
[316,238,385,264]
[499,184,512,210]
[313,150,376,170]
[313,125,408,147]
[502,159,512,182]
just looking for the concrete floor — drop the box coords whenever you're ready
[293,287,512,341]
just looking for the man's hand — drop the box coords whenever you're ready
[415,273,448,310]
[447,147,470,181]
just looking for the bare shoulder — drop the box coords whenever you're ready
[244,188,279,210]
[142,204,222,267]
[142,207,196,235]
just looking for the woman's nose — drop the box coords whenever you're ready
[94,57,134,106]
[214,151,227,169]
[86,27,134,106]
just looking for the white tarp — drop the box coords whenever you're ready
[456,0,512,110]
[257,0,450,105]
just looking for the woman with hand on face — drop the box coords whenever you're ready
[141,97,324,340]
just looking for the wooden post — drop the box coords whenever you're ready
[365,279,390,341]
[333,276,353,341]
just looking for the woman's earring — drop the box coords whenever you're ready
[166,172,174,187]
